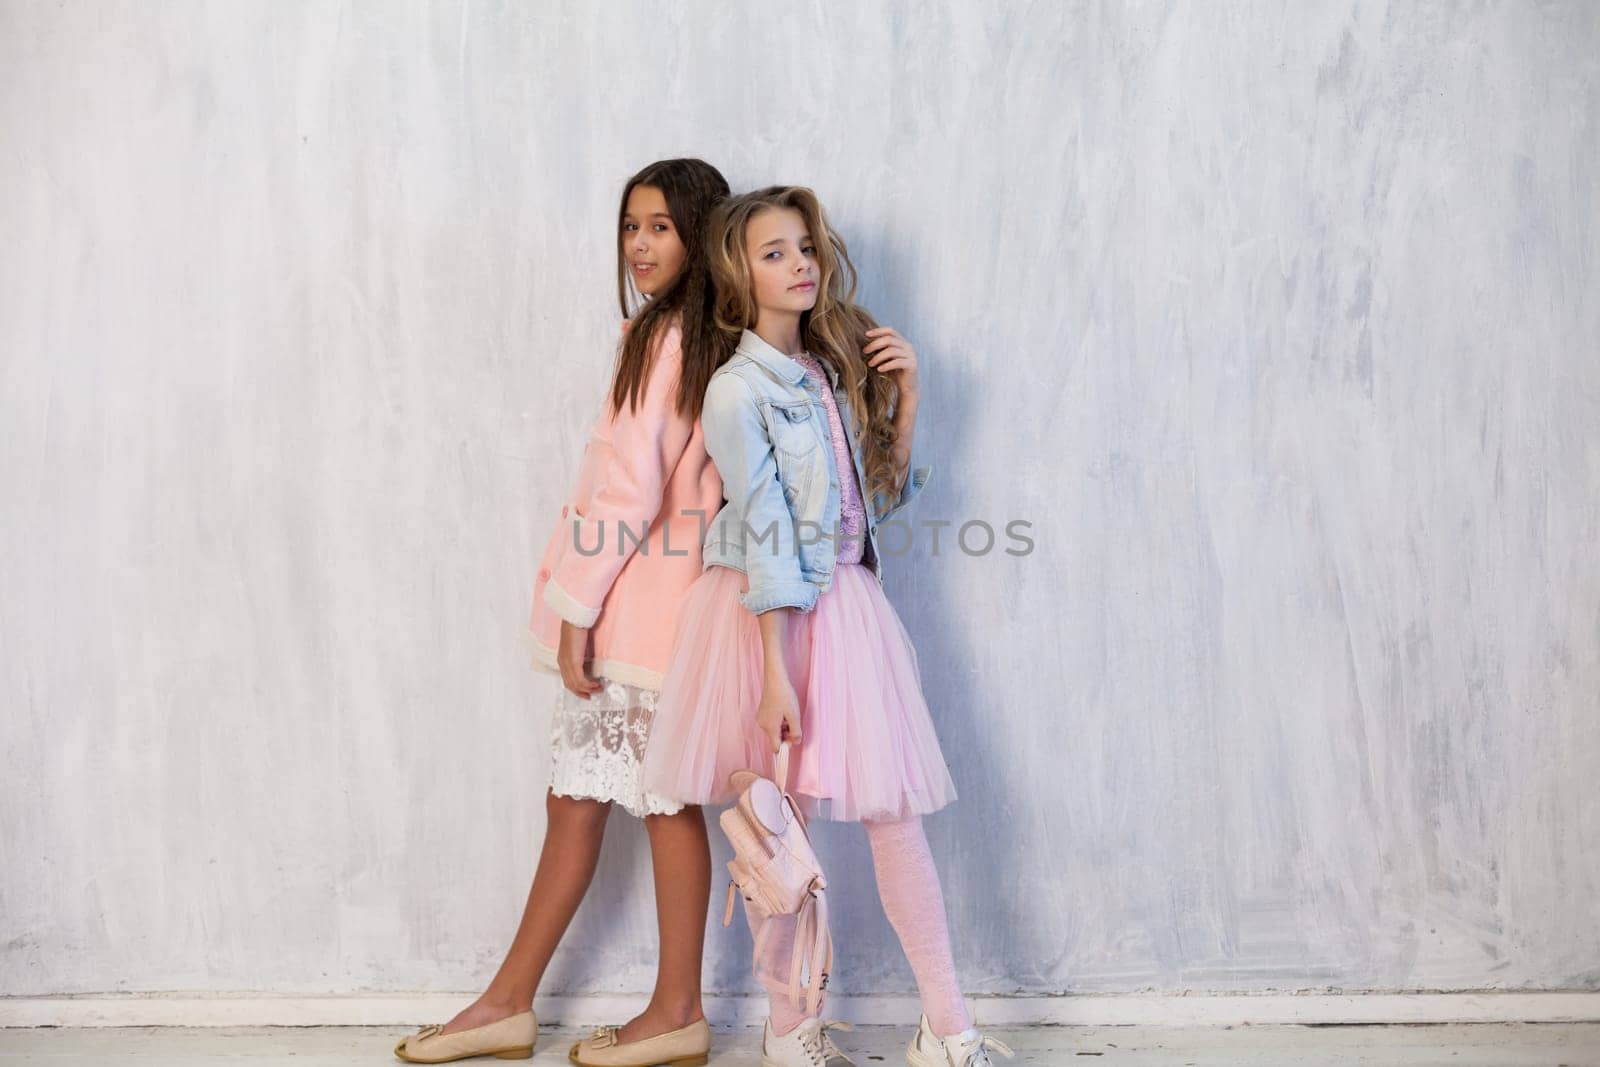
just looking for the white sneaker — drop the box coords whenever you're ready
[904,1013,1014,1067]
[760,1015,856,1066]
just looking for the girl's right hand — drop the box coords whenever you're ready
[558,620,603,699]
[755,669,802,753]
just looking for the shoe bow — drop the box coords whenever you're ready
[585,1025,619,1049]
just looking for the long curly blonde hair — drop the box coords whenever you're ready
[707,186,906,515]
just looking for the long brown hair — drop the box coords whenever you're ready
[609,158,733,420]
[707,186,905,515]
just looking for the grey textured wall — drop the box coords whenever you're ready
[2,0,1598,1000]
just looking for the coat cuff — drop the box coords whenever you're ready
[739,579,819,616]
[880,463,933,522]
[542,575,602,628]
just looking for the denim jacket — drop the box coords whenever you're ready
[701,328,932,614]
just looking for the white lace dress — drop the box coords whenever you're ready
[547,676,684,818]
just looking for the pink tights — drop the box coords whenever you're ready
[743,815,972,1038]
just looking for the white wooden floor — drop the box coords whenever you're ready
[2,1024,1598,1066]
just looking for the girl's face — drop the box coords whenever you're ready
[745,207,819,320]
[622,184,687,297]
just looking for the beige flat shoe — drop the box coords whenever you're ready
[567,1017,711,1067]
[393,1009,537,1063]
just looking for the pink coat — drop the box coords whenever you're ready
[529,321,723,690]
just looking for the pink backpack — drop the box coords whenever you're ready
[719,742,833,1015]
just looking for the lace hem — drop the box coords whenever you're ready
[547,677,684,818]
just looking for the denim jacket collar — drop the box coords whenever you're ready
[735,328,808,387]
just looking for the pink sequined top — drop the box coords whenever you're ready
[792,352,867,566]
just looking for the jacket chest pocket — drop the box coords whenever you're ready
[767,401,821,460]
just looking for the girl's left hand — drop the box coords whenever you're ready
[864,326,920,403]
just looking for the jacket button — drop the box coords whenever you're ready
[538,568,551,581]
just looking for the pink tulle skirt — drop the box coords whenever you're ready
[640,562,957,822]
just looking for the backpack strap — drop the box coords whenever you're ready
[788,892,812,1010]
[774,740,792,792]
[802,884,832,1016]
[813,882,834,1015]
[785,880,833,1016]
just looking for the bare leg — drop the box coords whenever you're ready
[612,803,712,1042]
[441,790,612,1034]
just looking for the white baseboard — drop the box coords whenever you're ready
[2,992,1598,1029]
